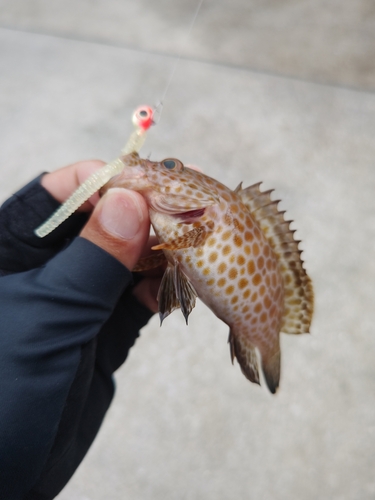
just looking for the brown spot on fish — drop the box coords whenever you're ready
[218,263,227,274]
[197,260,204,268]
[226,285,234,295]
[217,277,226,287]
[260,312,268,323]
[238,278,249,289]
[252,274,262,286]
[253,243,260,256]
[234,235,243,247]
[247,260,256,275]
[222,245,231,256]
[203,267,210,276]
[209,251,218,263]
[254,303,262,314]
[237,255,245,266]
[233,218,244,232]
[222,230,231,241]
[228,268,238,280]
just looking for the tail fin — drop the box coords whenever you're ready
[259,344,281,394]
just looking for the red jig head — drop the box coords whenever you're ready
[132,105,154,131]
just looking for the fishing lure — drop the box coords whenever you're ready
[35,105,154,238]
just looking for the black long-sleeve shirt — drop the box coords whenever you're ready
[0,177,153,499]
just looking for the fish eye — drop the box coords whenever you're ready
[161,158,184,171]
[163,160,176,169]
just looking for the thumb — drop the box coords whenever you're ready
[80,188,150,270]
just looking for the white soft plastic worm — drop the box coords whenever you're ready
[35,105,153,238]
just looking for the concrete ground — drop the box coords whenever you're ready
[0,1,374,499]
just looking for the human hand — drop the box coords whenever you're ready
[41,160,162,312]
[0,160,163,496]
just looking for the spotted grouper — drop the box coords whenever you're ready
[102,152,314,393]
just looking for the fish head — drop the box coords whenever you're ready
[104,152,219,219]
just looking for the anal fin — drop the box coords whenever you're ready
[174,263,197,324]
[157,265,180,324]
[157,263,197,324]
[228,330,260,386]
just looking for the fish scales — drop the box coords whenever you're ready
[103,153,314,393]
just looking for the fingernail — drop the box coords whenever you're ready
[99,188,144,240]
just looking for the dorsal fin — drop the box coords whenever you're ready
[237,183,314,335]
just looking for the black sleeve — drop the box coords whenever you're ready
[0,177,153,499]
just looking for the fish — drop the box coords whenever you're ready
[102,152,314,393]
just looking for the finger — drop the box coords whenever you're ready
[80,188,150,270]
[41,160,106,211]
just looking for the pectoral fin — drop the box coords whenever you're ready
[152,225,211,251]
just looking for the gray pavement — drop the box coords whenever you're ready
[0,1,374,499]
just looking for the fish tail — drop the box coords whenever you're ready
[229,328,281,393]
[259,342,281,394]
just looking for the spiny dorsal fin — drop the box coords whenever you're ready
[237,183,314,335]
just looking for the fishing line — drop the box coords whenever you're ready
[153,0,205,125]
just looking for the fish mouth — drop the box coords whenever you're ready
[174,208,206,221]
